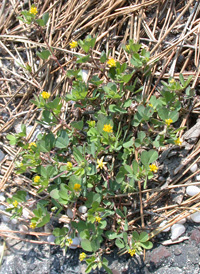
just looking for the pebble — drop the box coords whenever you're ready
[159,220,171,232]
[81,69,89,83]
[0,149,5,162]
[171,224,186,240]
[22,208,30,219]
[11,218,18,225]
[190,212,200,223]
[1,215,10,223]
[78,205,87,214]
[196,174,200,181]
[69,237,80,249]
[186,185,200,196]
[19,224,29,232]
[66,208,73,219]
[47,235,56,243]
[190,163,198,173]
[0,192,5,202]
[176,218,186,225]
[0,205,6,210]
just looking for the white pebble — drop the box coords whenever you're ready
[0,205,6,210]
[69,237,80,249]
[171,224,186,240]
[1,215,10,223]
[78,205,87,214]
[19,224,28,232]
[159,220,171,232]
[176,218,186,225]
[11,218,18,225]
[190,163,198,173]
[186,186,200,196]
[196,175,200,181]
[81,69,89,83]
[47,235,56,243]
[190,212,200,223]
[0,193,5,202]
[22,208,30,219]
[67,208,73,219]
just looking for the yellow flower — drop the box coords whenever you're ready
[107,58,116,68]
[148,103,153,107]
[165,118,173,126]
[126,45,130,51]
[34,175,40,183]
[149,164,158,173]
[12,200,18,208]
[128,248,136,256]
[41,91,50,99]
[67,238,73,245]
[169,78,176,84]
[97,156,106,170]
[28,142,37,150]
[69,40,78,49]
[95,216,102,223]
[103,124,113,133]
[29,6,38,15]
[79,252,86,261]
[66,162,73,171]
[74,183,81,192]
[30,222,36,229]
[174,137,183,146]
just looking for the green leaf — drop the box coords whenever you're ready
[105,231,118,240]
[139,231,149,242]
[36,49,51,60]
[55,130,69,148]
[85,262,96,273]
[115,238,125,249]
[102,264,113,274]
[81,239,93,252]
[36,19,45,26]
[71,120,84,130]
[42,13,49,25]
[139,241,153,249]
[76,55,90,63]
[141,150,158,167]
[100,51,107,63]
[50,189,59,200]
[132,231,139,240]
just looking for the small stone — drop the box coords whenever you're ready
[0,149,5,162]
[174,248,182,256]
[11,218,18,225]
[67,208,73,218]
[81,69,89,83]
[1,215,10,223]
[186,185,200,196]
[47,235,56,243]
[19,224,28,232]
[190,212,200,223]
[0,193,5,202]
[190,163,198,173]
[171,224,186,240]
[69,237,80,249]
[176,218,186,225]
[78,205,87,214]
[22,208,30,219]
[150,246,171,267]
[190,229,200,244]
[159,220,171,232]
[196,174,200,181]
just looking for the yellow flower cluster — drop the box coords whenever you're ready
[96,156,106,170]
[128,248,136,256]
[30,222,36,229]
[34,175,40,183]
[103,124,113,133]
[69,40,78,49]
[66,162,73,171]
[169,78,176,84]
[41,91,50,99]
[174,137,183,146]
[28,142,37,150]
[165,118,173,126]
[67,238,73,245]
[12,200,18,208]
[95,216,102,223]
[149,164,158,173]
[107,58,116,68]
[29,6,38,15]
[74,183,81,192]
[79,252,86,261]
[126,45,130,51]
